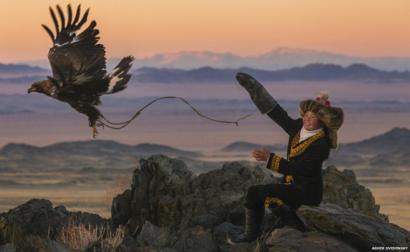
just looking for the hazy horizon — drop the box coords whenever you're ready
[1,0,410,62]
[4,47,410,66]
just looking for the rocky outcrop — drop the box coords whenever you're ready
[111,155,409,251]
[322,165,387,220]
[111,155,276,231]
[1,155,409,251]
[297,204,408,251]
[212,204,409,251]
[261,227,359,252]
[0,199,108,252]
[0,239,74,252]
[0,199,66,244]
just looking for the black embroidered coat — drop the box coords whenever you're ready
[266,104,331,206]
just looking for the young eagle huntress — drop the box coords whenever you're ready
[27,4,134,138]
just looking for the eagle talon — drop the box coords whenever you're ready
[92,126,98,138]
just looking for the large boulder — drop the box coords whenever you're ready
[214,204,409,252]
[180,160,275,228]
[262,227,359,252]
[322,166,387,220]
[0,239,75,252]
[112,155,194,234]
[171,225,218,252]
[298,204,409,251]
[0,198,108,251]
[0,199,67,244]
[112,155,276,232]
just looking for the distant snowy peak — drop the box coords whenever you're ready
[131,48,410,71]
[262,47,331,56]
[14,47,410,71]
[142,50,243,68]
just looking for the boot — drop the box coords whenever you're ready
[236,72,277,114]
[227,208,264,244]
[273,204,306,232]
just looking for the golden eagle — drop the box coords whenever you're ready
[28,4,134,137]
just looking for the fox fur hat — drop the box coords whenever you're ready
[299,91,344,148]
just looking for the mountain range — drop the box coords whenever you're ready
[1,127,408,174]
[0,63,47,74]
[132,64,410,83]
[0,141,200,172]
[17,47,410,71]
[221,141,285,152]
[328,127,410,174]
[220,127,410,154]
[221,127,410,178]
[2,63,410,84]
[339,127,410,154]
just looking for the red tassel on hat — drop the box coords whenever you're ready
[316,91,331,107]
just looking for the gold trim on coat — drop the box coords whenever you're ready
[284,175,294,184]
[289,129,325,159]
[270,155,282,172]
[264,196,284,208]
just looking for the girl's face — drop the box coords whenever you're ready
[303,111,322,130]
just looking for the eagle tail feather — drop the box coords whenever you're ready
[105,56,134,94]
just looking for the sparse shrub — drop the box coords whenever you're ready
[58,220,125,252]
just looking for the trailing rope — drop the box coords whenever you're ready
[96,96,254,130]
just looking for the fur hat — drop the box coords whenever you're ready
[299,91,344,148]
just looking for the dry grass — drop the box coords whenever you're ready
[103,225,126,249]
[58,220,125,251]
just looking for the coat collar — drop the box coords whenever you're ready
[289,128,325,159]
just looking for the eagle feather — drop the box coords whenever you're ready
[28,4,134,138]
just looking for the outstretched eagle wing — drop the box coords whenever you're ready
[42,4,107,94]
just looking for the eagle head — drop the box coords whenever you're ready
[28,80,55,96]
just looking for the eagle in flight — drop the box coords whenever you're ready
[28,4,134,137]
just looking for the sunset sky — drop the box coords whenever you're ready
[1,0,410,62]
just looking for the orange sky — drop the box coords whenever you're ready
[1,0,410,62]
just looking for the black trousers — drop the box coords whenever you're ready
[245,183,304,211]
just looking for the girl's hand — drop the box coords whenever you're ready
[252,148,270,162]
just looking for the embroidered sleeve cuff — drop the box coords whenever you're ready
[268,154,283,172]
